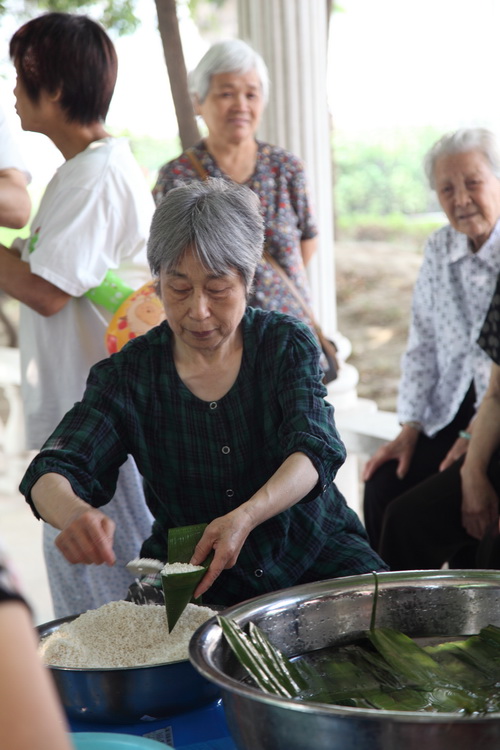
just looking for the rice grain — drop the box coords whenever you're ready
[39,600,214,669]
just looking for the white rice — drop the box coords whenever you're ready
[39,600,214,669]
[161,562,204,574]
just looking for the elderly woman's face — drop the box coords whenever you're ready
[159,249,247,352]
[196,70,264,144]
[434,150,500,250]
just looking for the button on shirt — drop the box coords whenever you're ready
[398,222,500,437]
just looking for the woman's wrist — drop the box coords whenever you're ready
[31,473,88,529]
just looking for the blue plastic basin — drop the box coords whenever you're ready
[71,732,173,749]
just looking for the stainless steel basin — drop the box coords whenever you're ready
[189,570,500,750]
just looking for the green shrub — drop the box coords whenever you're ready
[333,126,444,219]
[336,213,446,244]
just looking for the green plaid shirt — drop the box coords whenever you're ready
[21,308,386,605]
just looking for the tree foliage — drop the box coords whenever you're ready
[334,127,442,217]
[1,0,140,35]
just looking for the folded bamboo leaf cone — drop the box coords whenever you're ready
[161,562,206,632]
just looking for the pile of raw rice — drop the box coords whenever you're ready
[161,562,204,573]
[39,600,214,669]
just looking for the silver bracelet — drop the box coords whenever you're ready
[402,420,422,431]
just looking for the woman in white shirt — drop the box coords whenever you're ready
[0,13,155,617]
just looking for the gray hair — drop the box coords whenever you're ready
[147,178,264,295]
[189,39,269,104]
[425,127,500,188]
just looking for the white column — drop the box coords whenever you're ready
[238,0,337,336]
[237,0,382,512]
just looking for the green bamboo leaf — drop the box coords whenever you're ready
[370,571,379,631]
[367,628,456,690]
[161,565,206,632]
[449,636,500,681]
[168,523,208,564]
[163,524,215,630]
[218,616,295,698]
[425,642,491,690]
[426,687,487,714]
[248,622,307,694]
[349,643,403,689]
[479,624,500,648]
[361,687,430,712]
[218,611,500,714]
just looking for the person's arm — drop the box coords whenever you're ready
[21,357,130,564]
[396,239,439,421]
[0,244,70,315]
[191,318,342,596]
[191,451,318,597]
[362,423,421,481]
[0,167,31,228]
[285,152,319,268]
[301,236,317,266]
[0,599,73,750]
[30,472,117,565]
[460,363,500,539]
[439,419,474,471]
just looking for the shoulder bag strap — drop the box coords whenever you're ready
[186,148,209,181]
[263,249,337,360]
[263,250,317,329]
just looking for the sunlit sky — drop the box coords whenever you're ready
[1,0,499,185]
[329,0,500,132]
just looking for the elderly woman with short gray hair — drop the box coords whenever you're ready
[152,39,327,372]
[363,127,500,566]
[19,179,385,607]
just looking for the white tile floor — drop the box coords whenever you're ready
[0,453,54,625]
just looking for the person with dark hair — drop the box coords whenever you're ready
[10,11,117,125]
[0,13,155,618]
[20,179,386,609]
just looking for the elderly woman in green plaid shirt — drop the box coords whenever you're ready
[20,179,386,608]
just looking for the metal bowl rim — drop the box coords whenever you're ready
[189,569,500,724]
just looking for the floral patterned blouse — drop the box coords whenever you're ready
[153,140,318,330]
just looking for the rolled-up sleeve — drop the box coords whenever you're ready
[273,320,346,497]
[20,359,130,512]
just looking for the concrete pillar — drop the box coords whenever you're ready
[237,0,336,336]
[237,0,380,510]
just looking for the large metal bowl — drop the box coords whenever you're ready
[37,614,220,724]
[189,570,500,750]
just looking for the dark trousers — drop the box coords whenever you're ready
[379,450,500,570]
[363,384,476,553]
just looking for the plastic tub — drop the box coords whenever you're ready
[71,732,173,749]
